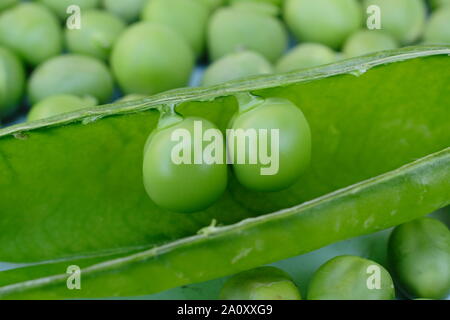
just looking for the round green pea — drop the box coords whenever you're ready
[65,9,126,61]
[424,7,450,45]
[276,43,337,73]
[307,255,395,300]
[102,0,147,23]
[0,3,62,66]
[284,0,362,49]
[208,6,288,63]
[228,0,282,7]
[142,0,209,57]
[111,22,194,96]
[343,30,399,58]
[143,115,227,213]
[229,97,311,192]
[0,0,18,12]
[35,0,100,20]
[202,50,273,86]
[388,217,450,299]
[0,47,25,119]
[28,54,114,104]
[28,94,97,121]
[230,1,280,16]
[220,267,302,300]
[197,0,224,11]
[363,0,426,45]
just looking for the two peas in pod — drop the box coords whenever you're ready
[143,94,312,213]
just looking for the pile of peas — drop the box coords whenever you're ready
[0,0,448,124]
[220,217,450,300]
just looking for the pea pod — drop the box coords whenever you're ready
[388,217,450,299]
[307,255,395,300]
[220,267,302,300]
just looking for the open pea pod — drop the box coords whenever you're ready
[0,46,449,299]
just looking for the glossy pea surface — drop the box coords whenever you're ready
[103,0,147,23]
[284,0,362,49]
[0,47,25,118]
[65,9,126,61]
[230,97,311,192]
[143,116,227,213]
[36,0,100,19]
[0,3,62,66]
[343,30,398,58]
[363,0,426,45]
[28,94,97,121]
[388,217,450,299]
[142,0,209,56]
[276,43,336,73]
[424,7,450,45]
[220,267,302,300]
[111,22,194,96]
[208,6,288,63]
[202,50,273,86]
[28,54,114,104]
[307,255,395,300]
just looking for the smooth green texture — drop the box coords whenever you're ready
[424,7,450,45]
[0,0,17,12]
[142,0,209,56]
[0,47,25,119]
[230,1,280,16]
[429,0,450,9]
[220,266,301,300]
[0,3,62,66]
[0,147,448,299]
[65,9,126,61]
[343,30,399,58]
[103,0,147,23]
[307,255,395,300]
[0,47,448,299]
[202,51,273,86]
[388,218,450,299]
[208,6,288,63]
[276,43,337,73]
[229,0,282,7]
[111,22,194,96]
[28,54,114,104]
[118,94,149,103]
[143,116,228,213]
[363,0,426,45]
[28,95,98,122]
[230,97,311,192]
[36,0,100,19]
[284,0,362,49]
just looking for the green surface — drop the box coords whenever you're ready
[0,46,449,299]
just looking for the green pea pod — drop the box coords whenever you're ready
[307,255,395,300]
[220,266,302,300]
[388,217,450,299]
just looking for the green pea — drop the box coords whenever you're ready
[0,0,18,12]
[230,1,281,16]
[28,54,114,104]
[142,0,209,57]
[388,217,450,299]
[307,255,395,300]
[229,96,311,192]
[429,0,450,9]
[111,22,194,96]
[284,0,362,49]
[35,0,100,20]
[424,7,450,45]
[102,0,147,23]
[197,0,224,11]
[343,30,399,58]
[28,94,97,121]
[228,0,282,8]
[0,3,62,66]
[363,0,426,45]
[65,9,126,61]
[220,267,302,300]
[276,43,337,73]
[117,94,149,103]
[208,6,288,63]
[0,47,25,119]
[143,115,227,213]
[202,50,273,86]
